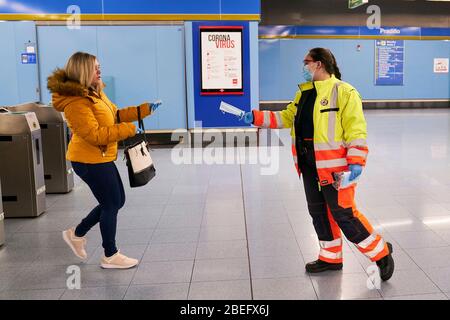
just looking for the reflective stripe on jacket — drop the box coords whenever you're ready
[253,75,368,186]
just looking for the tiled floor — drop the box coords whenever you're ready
[1,109,450,300]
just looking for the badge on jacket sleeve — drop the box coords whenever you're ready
[320,99,329,106]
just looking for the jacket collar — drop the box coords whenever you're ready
[298,82,314,92]
[298,74,338,92]
[313,74,338,92]
[47,68,90,97]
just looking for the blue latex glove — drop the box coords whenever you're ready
[348,164,363,182]
[243,111,254,124]
[151,100,162,112]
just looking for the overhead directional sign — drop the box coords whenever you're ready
[349,0,368,9]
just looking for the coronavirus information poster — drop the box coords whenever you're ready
[200,26,243,95]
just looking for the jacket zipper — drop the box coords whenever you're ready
[90,91,115,158]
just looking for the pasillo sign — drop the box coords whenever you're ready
[379,28,401,35]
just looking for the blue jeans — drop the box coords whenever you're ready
[71,161,125,257]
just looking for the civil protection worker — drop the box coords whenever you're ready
[242,48,394,280]
[48,52,161,269]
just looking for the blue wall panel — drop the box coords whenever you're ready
[97,26,186,130]
[259,38,450,101]
[192,21,252,128]
[104,0,220,14]
[249,21,260,111]
[0,0,260,15]
[154,26,187,130]
[0,22,19,105]
[0,0,101,14]
[220,0,261,14]
[13,21,39,103]
[258,39,281,101]
[405,41,449,99]
[96,26,159,129]
[37,26,98,104]
[185,22,196,129]
[259,26,450,40]
[0,21,38,105]
[37,25,186,130]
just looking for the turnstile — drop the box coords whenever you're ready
[0,109,46,217]
[7,103,74,193]
[0,180,5,246]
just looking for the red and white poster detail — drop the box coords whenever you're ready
[200,27,243,94]
[434,58,449,73]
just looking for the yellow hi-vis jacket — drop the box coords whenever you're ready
[253,75,368,186]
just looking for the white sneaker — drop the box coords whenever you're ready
[62,227,87,260]
[100,250,139,269]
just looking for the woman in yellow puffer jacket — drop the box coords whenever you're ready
[48,52,160,269]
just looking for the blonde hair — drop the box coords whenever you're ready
[65,52,103,93]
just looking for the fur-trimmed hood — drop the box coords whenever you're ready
[47,68,90,112]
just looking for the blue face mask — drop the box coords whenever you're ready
[302,64,313,82]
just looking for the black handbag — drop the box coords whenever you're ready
[119,106,156,188]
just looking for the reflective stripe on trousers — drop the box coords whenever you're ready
[356,233,389,261]
[319,237,343,264]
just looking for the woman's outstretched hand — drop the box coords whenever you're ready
[151,100,162,112]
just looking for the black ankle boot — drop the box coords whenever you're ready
[376,242,395,281]
[305,259,343,273]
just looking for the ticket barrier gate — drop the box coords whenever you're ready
[7,103,74,194]
[0,108,46,217]
[0,180,5,246]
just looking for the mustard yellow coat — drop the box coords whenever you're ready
[47,69,152,164]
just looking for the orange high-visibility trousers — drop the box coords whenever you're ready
[297,141,389,264]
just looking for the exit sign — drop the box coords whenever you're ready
[349,0,368,9]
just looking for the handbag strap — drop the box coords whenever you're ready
[137,106,148,144]
[119,105,148,152]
